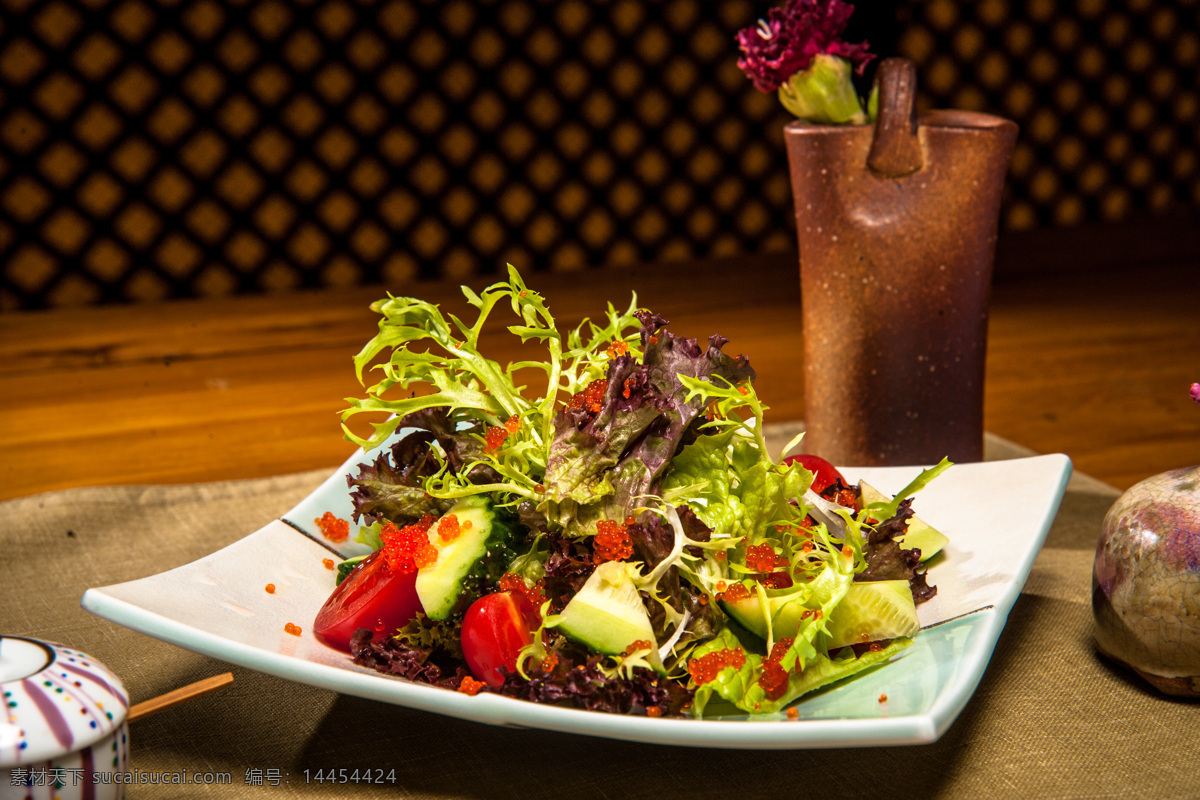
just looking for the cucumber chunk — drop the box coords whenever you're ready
[415,496,511,621]
[859,481,949,561]
[557,561,663,671]
[822,579,919,649]
[721,566,843,641]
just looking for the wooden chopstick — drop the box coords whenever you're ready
[127,672,235,722]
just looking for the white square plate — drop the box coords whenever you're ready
[82,445,1071,749]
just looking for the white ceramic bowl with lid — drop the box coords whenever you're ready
[0,636,129,800]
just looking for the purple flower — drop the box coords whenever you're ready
[736,0,874,93]
[1191,382,1200,403]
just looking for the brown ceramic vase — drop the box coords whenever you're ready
[785,58,1018,466]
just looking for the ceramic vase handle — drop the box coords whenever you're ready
[867,58,923,177]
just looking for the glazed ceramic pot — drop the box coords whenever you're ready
[785,58,1018,466]
[1093,467,1200,698]
[0,637,129,799]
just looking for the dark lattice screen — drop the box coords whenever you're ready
[1,0,1198,310]
[897,0,1200,233]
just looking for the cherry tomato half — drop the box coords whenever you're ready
[460,591,540,687]
[313,549,423,652]
[783,453,846,494]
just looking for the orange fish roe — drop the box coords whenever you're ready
[606,340,629,359]
[484,426,508,452]
[718,582,751,603]
[745,543,788,573]
[758,636,795,701]
[786,706,800,720]
[759,572,793,590]
[568,378,609,414]
[648,335,659,345]
[314,511,350,543]
[265,583,276,594]
[498,572,547,608]
[458,676,486,696]
[483,416,521,453]
[771,637,794,662]
[801,541,814,553]
[841,544,854,558]
[381,516,438,574]
[878,693,888,703]
[592,517,635,564]
[832,486,858,508]
[646,706,663,718]
[688,647,746,685]
[620,640,653,658]
[283,622,302,636]
[322,558,335,570]
[760,665,787,697]
[437,513,463,543]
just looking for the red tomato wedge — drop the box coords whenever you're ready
[783,453,846,494]
[313,550,423,652]
[460,591,540,687]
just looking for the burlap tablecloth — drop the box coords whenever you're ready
[3,431,1198,799]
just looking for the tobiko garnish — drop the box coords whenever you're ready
[592,517,635,564]
[688,647,747,685]
[381,516,438,573]
[315,511,350,542]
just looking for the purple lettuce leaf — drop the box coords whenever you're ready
[543,312,755,532]
[349,628,470,689]
[491,647,694,717]
[856,498,937,604]
[540,532,596,613]
[347,407,504,526]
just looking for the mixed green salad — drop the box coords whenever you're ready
[312,267,950,718]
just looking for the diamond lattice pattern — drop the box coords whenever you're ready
[1,0,1197,308]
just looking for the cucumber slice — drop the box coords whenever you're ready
[557,561,663,671]
[721,583,778,639]
[721,565,844,641]
[724,583,802,640]
[335,555,367,586]
[859,481,949,561]
[415,496,511,620]
[822,579,919,649]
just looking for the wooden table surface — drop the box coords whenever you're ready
[2,254,1198,501]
